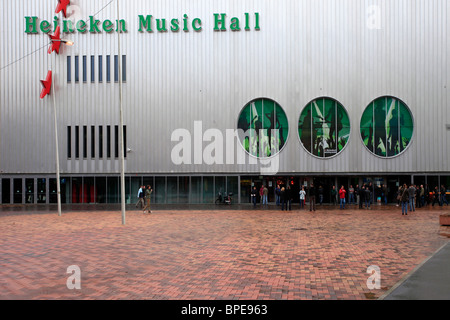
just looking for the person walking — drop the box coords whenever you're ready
[408,184,416,212]
[135,185,145,209]
[142,185,153,214]
[400,184,409,215]
[339,185,346,210]
[309,184,316,212]
[299,186,306,209]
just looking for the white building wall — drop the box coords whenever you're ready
[1,0,449,175]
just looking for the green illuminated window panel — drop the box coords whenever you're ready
[237,98,289,158]
[360,96,413,157]
[298,97,350,158]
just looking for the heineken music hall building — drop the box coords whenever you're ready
[1,0,449,206]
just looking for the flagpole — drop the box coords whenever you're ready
[50,55,62,217]
[117,0,126,225]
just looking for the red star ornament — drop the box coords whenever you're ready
[48,26,62,54]
[40,71,52,99]
[55,0,71,18]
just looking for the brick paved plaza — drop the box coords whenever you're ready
[0,204,449,300]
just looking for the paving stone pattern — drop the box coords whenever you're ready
[0,206,448,300]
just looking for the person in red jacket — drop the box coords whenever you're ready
[339,185,346,210]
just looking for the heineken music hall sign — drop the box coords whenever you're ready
[24,12,261,34]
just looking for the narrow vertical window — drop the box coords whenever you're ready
[91,126,95,158]
[122,55,126,82]
[67,126,72,158]
[99,126,103,158]
[123,125,127,158]
[106,55,111,83]
[74,56,79,83]
[75,125,80,158]
[82,55,87,83]
[83,125,87,158]
[114,125,119,157]
[90,56,95,83]
[98,56,103,83]
[114,55,119,83]
[107,125,111,158]
[67,56,71,83]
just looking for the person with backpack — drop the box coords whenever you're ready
[400,184,409,215]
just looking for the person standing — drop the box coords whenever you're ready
[280,187,286,211]
[259,186,264,206]
[358,184,365,209]
[339,185,346,210]
[382,184,388,205]
[262,185,269,206]
[440,185,449,206]
[142,185,153,214]
[275,185,281,206]
[400,184,409,215]
[286,186,292,211]
[424,184,430,205]
[318,185,324,205]
[349,185,355,205]
[364,186,371,209]
[408,184,416,212]
[432,186,440,206]
[251,186,257,207]
[299,186,306,209]
[309,184,316,212]
[331,186,337,206]
[419,185,425,208]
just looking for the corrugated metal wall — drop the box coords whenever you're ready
[1,0,449,175]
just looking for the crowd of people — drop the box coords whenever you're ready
[252,182,449,214]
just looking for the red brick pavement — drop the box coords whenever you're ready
[0,205,448,300]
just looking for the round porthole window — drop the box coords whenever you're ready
[360,96,414,157]
[237,98,289,158]
[298,97,350,158]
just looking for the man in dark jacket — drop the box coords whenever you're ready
[364,187,371,209]
[309,184,316,212]
[400,184,409,215]
[359,184,365,209]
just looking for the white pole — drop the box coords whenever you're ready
[117,0,126,225]
[51,56,62,217]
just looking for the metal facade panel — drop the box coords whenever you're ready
[1,0,449,175]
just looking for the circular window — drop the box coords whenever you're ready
[298,97,350,158]
[360,96,413,157]
[237,98,289,158]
